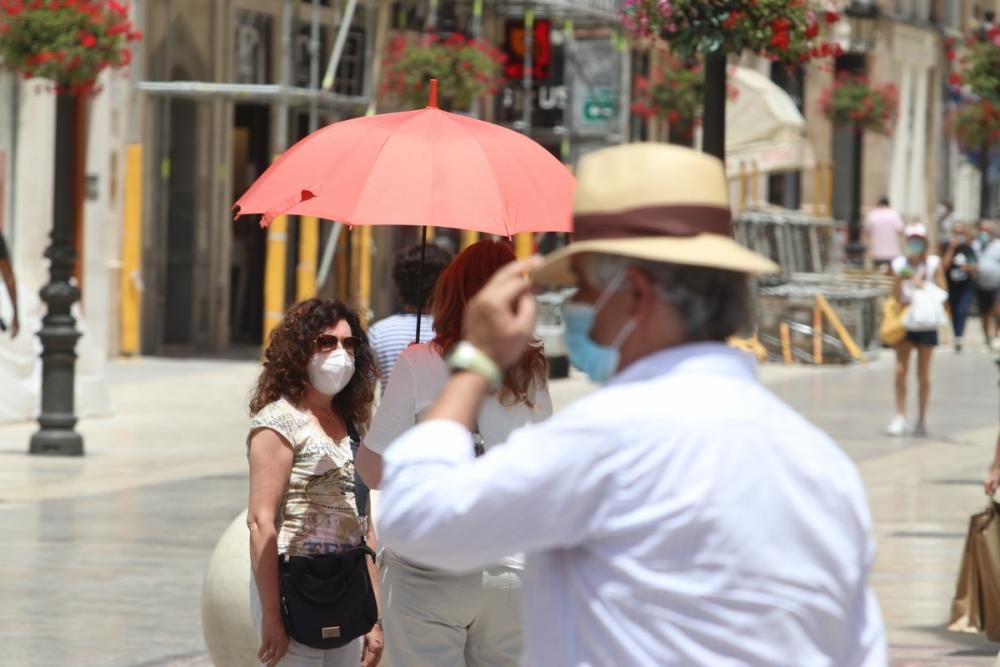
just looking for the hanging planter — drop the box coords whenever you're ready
[0,0,141,94]
[819,74,898,135]
[631,49,739,142]
[949,99,1000,157]
[620,0,841,64]
[382,33,506,112]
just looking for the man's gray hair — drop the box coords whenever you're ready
[584,254,755,342]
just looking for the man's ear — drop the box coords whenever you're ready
[624,266,657,318]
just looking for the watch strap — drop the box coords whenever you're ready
[447,341,502,393]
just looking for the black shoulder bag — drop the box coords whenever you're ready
[277,422,378,649]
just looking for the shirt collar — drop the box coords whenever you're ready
[607,342,759,387]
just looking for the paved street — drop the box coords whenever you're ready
[2,340,1000,665]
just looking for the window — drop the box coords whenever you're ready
[332,28,366,97]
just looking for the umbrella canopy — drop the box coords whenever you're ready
[233,81,574,236]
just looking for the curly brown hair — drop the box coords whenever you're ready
[432,240,548,407]
[249,299,378,432]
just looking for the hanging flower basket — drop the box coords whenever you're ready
[620,0,842,65]
[819,75,898,135]
[946,29,1000,105]
[382,32,506,112]
[950,99,1000,155]
[0,0,141,94]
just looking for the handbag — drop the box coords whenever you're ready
[902,282,948,332]
[879,296,906,346]
[949,503,1000,641]
[277,422,378,650]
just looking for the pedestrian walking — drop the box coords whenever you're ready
[974,221,1000,350]
[246,299,383,667]
[886,224,946,437]
[942,223,978,352]
[864,196,905,272]
[0,230,19,338]
[357,240,552,667]
[368,242,452,387]
[375,144,886,666]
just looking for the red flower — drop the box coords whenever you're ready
[805,22,820,39]
[80,31,98,48]
[770,31,790,50]
[824,11,840,24]
[770,18,791,33]
[946,50,956,61]
[667,110,680,124]
[109,0,127,17]
[949,72,963,88]
[128,30,143,41]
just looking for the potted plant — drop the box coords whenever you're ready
[382,32,506,112]
[619,0,841,65]
[950,99,1000,157]
[819,74,898,135]
[0,0,141,94]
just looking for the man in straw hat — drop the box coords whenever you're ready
[376,144,886,665]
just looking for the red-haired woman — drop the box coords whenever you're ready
[357,240,552,667]
[247,299,383,667]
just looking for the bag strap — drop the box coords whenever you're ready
[346,421,370,520]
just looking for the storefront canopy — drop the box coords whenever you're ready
[725,66,816,175]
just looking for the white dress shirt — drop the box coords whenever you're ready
[379,343,886,666]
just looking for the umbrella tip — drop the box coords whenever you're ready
[427,79,438,109]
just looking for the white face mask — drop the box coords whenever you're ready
[307,349,355,396]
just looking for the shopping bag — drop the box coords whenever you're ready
[879,297,907,346]
[948,503,1000,641]
[903,283,948,332]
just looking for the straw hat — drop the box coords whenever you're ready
[533,143,779,286]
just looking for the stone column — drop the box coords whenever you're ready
[889,62,913,213]
[906,66,929,221]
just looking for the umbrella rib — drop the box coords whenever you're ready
[444,115,513,238]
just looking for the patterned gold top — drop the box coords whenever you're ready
[248,398,365,556]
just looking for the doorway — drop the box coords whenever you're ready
[230,104,270,345]
[162,97,198,346]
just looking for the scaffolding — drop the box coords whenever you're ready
[130,0,627,350]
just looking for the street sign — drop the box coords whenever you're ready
[582,89,617,123]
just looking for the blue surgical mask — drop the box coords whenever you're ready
[562,273,638,384]
[982,232,992,244]
[907,238,927,255]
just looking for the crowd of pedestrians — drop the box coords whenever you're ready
[239,144,887,666]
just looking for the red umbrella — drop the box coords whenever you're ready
[234,80,574,341]
[234,80,574,235]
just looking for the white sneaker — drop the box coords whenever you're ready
[886,415,906,436]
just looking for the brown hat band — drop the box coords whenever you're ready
[574,205,733,241]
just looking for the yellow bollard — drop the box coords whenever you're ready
[812,299,824,365]
[515,233,534,259]
[120,144,143,355]
[358,225,372,319]
[461,230,480,249]
[262,214,288,344]
[297,216,319,301]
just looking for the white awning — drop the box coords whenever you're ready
[724,67,816,175]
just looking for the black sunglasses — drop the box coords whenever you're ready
[314,335,363,353]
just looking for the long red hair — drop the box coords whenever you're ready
[431,240,548,406]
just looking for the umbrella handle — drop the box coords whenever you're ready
[415,226,428,344]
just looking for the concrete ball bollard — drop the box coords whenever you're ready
[202,509,258,666]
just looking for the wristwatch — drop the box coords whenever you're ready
[447,341,502,393]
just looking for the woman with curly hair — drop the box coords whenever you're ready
[246,299,383,667]
[356,240,551,667]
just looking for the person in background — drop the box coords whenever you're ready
[357,240,552,667]
[864,196,905,273]
[984,431,1000,497]
[937,200,956,241]
[0,231,19,338]
[887,224,946,438]
[246,299,383,667]
[973,221,1000,350]
[369,243,452,389]
[375,144,885,666]
[942,223,978,352]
